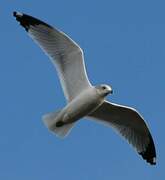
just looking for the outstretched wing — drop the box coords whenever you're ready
[13,12,91,101]
[88,100,156,165]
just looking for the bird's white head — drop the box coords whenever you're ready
[95,84,113,97]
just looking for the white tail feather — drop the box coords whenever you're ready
[42,111,74,138]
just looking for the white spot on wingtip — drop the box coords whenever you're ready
[153,157,156,164]
[15,12,23,17]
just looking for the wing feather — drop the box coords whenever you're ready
[13,12,91,101]
[88,100,156,165]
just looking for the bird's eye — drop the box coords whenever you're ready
[102,86,106,90]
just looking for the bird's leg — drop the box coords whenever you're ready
[56,121,64,127]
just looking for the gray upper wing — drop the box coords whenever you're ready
[88,100,156,165]
[13,12,91,101]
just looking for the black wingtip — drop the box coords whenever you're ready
[13,11,23,18]
[13,11,53,32]
[139,133,156,165]
[13,11,21,17]
[13,11,17,17]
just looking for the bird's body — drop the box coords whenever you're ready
[43,85,112,136]
[13,11,156,165]
[61,87,105,123]
[47,86,106,127]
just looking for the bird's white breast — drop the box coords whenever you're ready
[62,87,104,123]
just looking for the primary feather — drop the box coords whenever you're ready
[13,11,91,101]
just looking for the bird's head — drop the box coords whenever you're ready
[95,84,113,97]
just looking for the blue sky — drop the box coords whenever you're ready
[0,0,164,179]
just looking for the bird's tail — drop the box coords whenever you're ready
[42,110,75,138]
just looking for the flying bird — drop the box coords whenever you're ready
[13,11,156,165]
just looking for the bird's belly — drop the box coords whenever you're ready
[63,89,103,123]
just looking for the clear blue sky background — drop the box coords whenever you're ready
[0,0,164,179]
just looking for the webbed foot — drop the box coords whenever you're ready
[56,121,64,127]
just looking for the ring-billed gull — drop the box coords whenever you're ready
[13,12,156,165]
